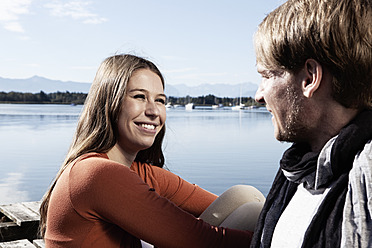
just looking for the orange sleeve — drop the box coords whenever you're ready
[131,161,218,217]
[69,157,252,248]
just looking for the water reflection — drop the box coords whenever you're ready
[164,108,288,195]
[0,105,80,204]
[0,172,29,204]
[0,104,289,204]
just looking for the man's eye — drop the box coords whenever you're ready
[260,73,270,79]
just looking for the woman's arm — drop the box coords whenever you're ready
[69,157,252,248]
[132,161,218,217]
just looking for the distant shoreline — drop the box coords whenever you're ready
[0,91,262,108]
[0,91,86,105]
[0,101,83,105]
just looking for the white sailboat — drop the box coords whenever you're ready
[185,103,195,110]
[165,102,173,109]
[231,86,244,110]
[231,103,244,110]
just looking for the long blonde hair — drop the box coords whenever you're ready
[39,54,166,237]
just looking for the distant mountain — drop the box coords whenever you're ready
[0,75,258,97]
[0,76,91,93]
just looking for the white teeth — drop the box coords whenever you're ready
[140,124,155,130]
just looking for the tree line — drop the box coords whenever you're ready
[167,94,261,107]
[0,91,87,104]
[0,91,261,107]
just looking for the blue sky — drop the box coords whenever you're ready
[0,0,285,86]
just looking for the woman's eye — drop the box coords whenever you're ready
[133,94,146,100]
[156,98,166,104]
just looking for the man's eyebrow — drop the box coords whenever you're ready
[257,69,269,75]
[258,69,283,77]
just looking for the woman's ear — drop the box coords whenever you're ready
[302,59,323,98]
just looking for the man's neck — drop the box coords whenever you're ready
[308,106,359,152]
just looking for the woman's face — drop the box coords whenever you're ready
[116,69,166,155]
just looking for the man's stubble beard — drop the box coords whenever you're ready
[277,84,309,144]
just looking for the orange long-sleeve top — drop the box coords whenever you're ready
[45,153,252,247]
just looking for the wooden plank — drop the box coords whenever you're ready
[0,203,39,226]
[0,222,27,242]
[32,240,45,248]
[0,239,35,248]
[0,220,39,242]
[20,202,41,216]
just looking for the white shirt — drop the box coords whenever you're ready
[270,183,331,247]
[141,240,154,248]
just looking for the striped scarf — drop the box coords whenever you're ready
[250,110,372,248]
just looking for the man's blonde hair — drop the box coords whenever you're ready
[255,0,372,109]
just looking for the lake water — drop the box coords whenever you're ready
[0,104,289,205]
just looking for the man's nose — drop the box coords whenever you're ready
[255,84,266,104]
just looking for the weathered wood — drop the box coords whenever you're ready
[20,202,41,216]
[32,239,45,248]
[0,203,40,226]
[0,221,24,241]
[0,239,35,248]
[0,202,41,242]
[0,220,39,243]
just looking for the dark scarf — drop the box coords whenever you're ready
[250,110,372,248]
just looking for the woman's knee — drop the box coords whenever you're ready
[199,185,265,227]
[223,185,265,203]
[219,201,264,231]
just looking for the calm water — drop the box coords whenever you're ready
[0,104,289,205]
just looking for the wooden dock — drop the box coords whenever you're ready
[0,201,44,248]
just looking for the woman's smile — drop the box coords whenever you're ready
[135,122,159,133]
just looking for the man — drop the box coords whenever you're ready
[250,0,372,247]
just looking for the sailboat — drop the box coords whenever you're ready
[231,86,244,110]
[185,103,195,110]
[231,103,244,110]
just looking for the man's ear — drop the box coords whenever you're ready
[302,59,323,98]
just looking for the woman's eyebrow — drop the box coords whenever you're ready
[128,88,166,97]
[128,88,147,93]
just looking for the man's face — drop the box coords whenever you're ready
[255,63,307,143]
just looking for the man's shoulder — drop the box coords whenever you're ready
[353,139,372,168]
[342,140,372,247]
[349,139,372,187]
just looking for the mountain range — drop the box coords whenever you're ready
[0,75,258,98]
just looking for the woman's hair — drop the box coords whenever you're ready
[39,54,166,237]
[254,0,372,109]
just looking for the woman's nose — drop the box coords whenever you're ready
[145,101,160,116]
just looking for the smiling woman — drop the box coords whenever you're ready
[108,69,167,163]
[38,54,262,248]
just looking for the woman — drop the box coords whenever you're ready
[39,54,264,248]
